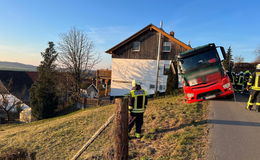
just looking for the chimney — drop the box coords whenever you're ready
[170,31,175,37]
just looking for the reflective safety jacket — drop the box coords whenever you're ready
[128,89,148,113]
[244,70,251,83]
[231,72,236,85]
[247,70,260,91]
[237,73,244,85]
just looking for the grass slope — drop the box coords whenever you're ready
[0,94,208,160]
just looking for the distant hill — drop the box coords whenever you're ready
[0,61,37,71]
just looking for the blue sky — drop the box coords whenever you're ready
[0,0,260,68]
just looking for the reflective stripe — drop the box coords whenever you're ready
[247,82,252,85]
[131,110,145,113]
[256,103,260,106]
[128,106,133,110]
[247,95,253,107]
[237,75,244,85]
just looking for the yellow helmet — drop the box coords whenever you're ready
[132,80,141,87]
[257,64,260,69]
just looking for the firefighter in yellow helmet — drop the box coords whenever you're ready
[246,64,260,111]
[128,80,148,139]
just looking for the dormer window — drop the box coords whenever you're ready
[132,41,140,51]
[162,42,171,52]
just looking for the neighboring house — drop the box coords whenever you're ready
[96,69,111,97]
[106,24,192,96]
[85,84,99,98]
[0,80,30,122]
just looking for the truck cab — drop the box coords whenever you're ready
[177,43,234,103]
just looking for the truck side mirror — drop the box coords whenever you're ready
[220,47,227,59]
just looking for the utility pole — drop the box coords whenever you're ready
[155,21,163,93]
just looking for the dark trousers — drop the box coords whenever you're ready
[128,112,143,134]
[247,90,260,111]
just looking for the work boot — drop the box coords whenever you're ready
[256,106,260,112]
[246,106,252,111]
[135,133,141,139]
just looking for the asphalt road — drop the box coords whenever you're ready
[208,93,260,160]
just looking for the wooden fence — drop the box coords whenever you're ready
[80,98,111,107]
[71,97,128,160]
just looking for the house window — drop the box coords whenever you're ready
[150,84,155,89]
[132,41,140,51]
[162,42,171,52]
[164,64,170,75]
[159,85,166,90]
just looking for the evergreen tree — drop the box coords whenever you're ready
[223,46,234,72]
[30,42,59,120]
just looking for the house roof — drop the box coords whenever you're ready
[87,84,99,93]
[0,80,8,94]
[106,24,192,54]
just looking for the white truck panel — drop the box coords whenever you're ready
[111,58,171,96]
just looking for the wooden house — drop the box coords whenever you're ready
[85,84,99,98]
[106,24,192,96]
[96,69,111,97]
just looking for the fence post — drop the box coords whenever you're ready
[114,97,128,160]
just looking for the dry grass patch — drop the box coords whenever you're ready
[0,105,114,160]
[0,94,208,160]
[128,95,208,160]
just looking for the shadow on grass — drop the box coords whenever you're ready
[156,119,260,134]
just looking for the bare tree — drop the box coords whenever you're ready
[0,80,22,122]
[58,27,101,102]
[234,55,245,63]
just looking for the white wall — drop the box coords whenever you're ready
[0,94,29,112]
[111,58,171,96]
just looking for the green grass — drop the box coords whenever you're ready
[0,94,208,160]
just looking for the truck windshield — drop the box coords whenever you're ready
[180,49,219,73]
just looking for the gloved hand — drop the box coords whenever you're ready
[128,106,133,113]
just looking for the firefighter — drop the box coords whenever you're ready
[243,70,251,93]
[233,72,239,92]
[230,72,236,89]
[246,64,260,112]
[128,80,148,139]
[236,71,245,93]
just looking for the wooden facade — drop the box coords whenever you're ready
[107,24,191,60]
